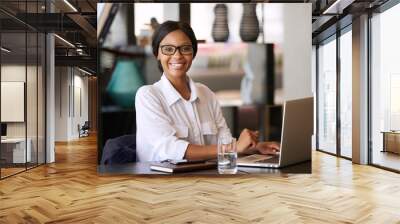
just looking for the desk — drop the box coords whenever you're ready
[98,161,311,175]
[1,138,32,163]
[381,131,400,154]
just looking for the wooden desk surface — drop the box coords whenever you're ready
[1,138,27,143]
[97,161,311,175]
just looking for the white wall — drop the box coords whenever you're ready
[1,65,26,139]
[54,67,89,141]
[163,3,179,21]
[1,82,25,122]
[1,66,26,129]
[134,3,164,37]
[1,65,37,137]
[55,66,69,141]
[72,73,89,138]
[1,63,46,164]
[282,3,312,101]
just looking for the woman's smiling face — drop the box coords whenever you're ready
[157,30,193,80]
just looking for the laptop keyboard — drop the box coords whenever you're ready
[256,156,279,164]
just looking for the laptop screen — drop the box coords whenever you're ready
[1,123,7,137]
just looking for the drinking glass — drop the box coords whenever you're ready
[217,136,237,174]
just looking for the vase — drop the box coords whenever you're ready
[106,60,144,108]
[212,4,229,42]
[239,3,260,42]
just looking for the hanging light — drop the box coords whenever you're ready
[63,0,78,12]
[54,34,76,48]
[323,0,355,15]
[1,47,11,53]
[78,67,93,76]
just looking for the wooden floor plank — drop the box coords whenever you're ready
[0,134,400,223]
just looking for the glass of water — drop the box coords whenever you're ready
[217,135,237,174]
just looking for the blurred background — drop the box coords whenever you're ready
[97,3,312,164]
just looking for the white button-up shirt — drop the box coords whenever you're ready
[135,74,231,162]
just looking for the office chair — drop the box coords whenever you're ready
[78,121,90,138]
[101,134,136,164]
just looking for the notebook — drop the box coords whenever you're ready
[150,160,216,173]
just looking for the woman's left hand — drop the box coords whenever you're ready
[254,141,280,155]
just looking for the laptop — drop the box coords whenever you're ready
[1,123,7,140]
[237,97,313,168]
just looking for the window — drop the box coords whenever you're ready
[0,1,46,179]
[317,36,337,154]
[316,25,353,159]
[339,28,352,158]
[371,2,400,171]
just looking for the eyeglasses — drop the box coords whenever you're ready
[160,45,193,56]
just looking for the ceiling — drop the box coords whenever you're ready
[0,0,97,73]
[0,0,394,73]
[311,0,390,43]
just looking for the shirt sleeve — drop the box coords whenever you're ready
[135,87,189,162]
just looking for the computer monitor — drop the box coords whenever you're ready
[1,123,7,137]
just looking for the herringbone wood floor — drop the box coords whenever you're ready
[1,135,400,224]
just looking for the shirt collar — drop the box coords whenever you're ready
[160,73,198,106]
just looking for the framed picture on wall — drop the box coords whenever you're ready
[1,81,25,122]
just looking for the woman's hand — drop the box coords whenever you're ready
[237,129,259,154]
[254,141,280,155]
